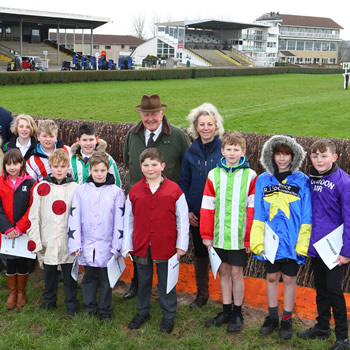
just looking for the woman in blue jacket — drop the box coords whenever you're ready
[179,103,224,309]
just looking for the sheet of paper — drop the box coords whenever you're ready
[208,247,222,279]
[264,224,279,264]
[313,224,343,270]
[0,234,36,259]
[167,253,180,294]
[107,255,126,288]
[71,257,79,281]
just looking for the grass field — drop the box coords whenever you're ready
[1,73,349,139]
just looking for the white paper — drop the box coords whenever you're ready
[71,258,79,281]
[313,225,344,270]
[107,255,126,288]
[264,224,280,264]
[0,234,36,259]
[166,253,180,294]
[208,247,222,279]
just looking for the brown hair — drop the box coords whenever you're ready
[3,149,27,179]
[273,144,293,156]
[37,119,58,136]
[222,131,246,149]
[11,114,38,137]
[139,148,164,164]
[310,139,337,155]
[89,151,109,169]
[48,149,70,167]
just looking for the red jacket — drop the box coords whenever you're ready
[128,176,187,260]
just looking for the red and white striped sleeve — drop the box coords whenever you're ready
[244,173,257,247]
[200,175,216,240]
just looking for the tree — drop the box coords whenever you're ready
[133,14,146,40]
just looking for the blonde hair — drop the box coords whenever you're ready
[187,103,224,139]
[222,131,246,149]
[48,149,70,167]
[37,119,58,136]
[11,114,38,137]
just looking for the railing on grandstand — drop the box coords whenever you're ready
[0,43,17,58]
[185,48,212,64]
[43,39,80,58]
[230,47,254,65]
[280,32,340,39]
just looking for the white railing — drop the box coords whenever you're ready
[280,32,339,39]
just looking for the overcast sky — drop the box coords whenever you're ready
[3,0,349,40]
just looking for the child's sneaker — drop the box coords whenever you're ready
[204,312,230,327]
[279,319,292,339]
[227,314,243,332]
[330,338,349,350]
[260,316,279,335]
[297,325,331,339]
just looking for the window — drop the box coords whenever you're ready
[321,42,330,51]
[279,40,287,50]
[267,42,276,48]
[158,26,165,32]
[290,27,297,34]
[330,42,336,51]
[5,27,11,34]
[93,45,99,49]
[287,40,296,50]
[330,58,336,64]
[314,41,321,51]
[296,57,303,63]
[130,46,136,50]
[306,57,312,64]
[305,41,313,51]
[314,57,320,64]
[105,45,111,50]
[296,41,305,50]
[121,44,125,49]
[322,58,328,64]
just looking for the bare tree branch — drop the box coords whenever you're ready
[133,14,146,40]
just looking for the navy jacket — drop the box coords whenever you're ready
[0,107,13,146]
[179,136,222,218]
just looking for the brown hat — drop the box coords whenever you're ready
[135,94,168,112]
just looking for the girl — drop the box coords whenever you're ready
[3,114,38,161]
[0,149,36,308]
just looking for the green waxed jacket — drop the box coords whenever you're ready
[123,116,191,191]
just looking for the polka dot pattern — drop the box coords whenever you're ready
[52,200,67,215]
[37,183,50,196]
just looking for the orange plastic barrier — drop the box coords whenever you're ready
[120,260,350,321]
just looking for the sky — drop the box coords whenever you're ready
[2,0,349,40]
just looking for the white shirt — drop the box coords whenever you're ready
[16,137,31,157]
[144,122,163,146]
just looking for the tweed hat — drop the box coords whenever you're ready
[135,94,168,112]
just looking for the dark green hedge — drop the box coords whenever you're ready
[0,66,343,85]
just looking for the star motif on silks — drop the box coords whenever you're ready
[264,192,300,221]
[70,206,76,217]
[119,204,125,216]
[118,229,124,239]
[67,227,76,239]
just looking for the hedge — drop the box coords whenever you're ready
[0,66,343,85]
[29,115,350,291]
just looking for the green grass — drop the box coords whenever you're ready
[0,272,339,350]
[1,73,349,139]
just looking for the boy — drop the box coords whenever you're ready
[250,135,312,340]
[297,139,350,350]
[68,152,125,321]
[27,120,70,182]
[122,148,189,334]
[27,149,79,317]
[70,124,121,186]
[200,131,257,332]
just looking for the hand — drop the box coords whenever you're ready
[126,252,133,261]
[189,212,199,227]
[176,248,186,260]
[202,239,212,250]
[7,229,17,239]
[245,247,251,254]
[260,250,267,260]
[334,255,350,266]
[74,250,80,257]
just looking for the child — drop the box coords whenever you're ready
[3,114,38,161]
[27,149,79,317]
[200,131,257,332]
[68,151,125,321]
[70,123,121,186]
[0,149,35,308]
[26,119,70,182]
[122,148,189,334]
[250,135,312,340]
[297,139,350,350]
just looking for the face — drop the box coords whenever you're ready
[141,110,164,132]
[310,148,337,173]
[50,162,69,183]
[77,134,97,156]
[221,144,246,167]
[38,132,57,152]
[91,162,108,183]
[141,158,165,182]
[5,161,23,179]
[196,115,217,143]
[17,119,31,139]
[274,152,293,172]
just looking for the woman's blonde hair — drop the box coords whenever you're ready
[10,114,38,137]
[187,103,224,139]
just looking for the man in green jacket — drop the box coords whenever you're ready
[123,93,190,299]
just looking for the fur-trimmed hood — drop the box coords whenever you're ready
[260,135,306,175]
[70,138,108,155]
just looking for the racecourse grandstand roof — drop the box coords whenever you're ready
[0,7,109,29]
[157,19,269,30]
[279,14,343,29]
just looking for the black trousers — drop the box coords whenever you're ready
[81,266,112,317]
[136,251,177,320]
[312,257,348,340]
[191,225,208,258]
[43,263,78,313]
